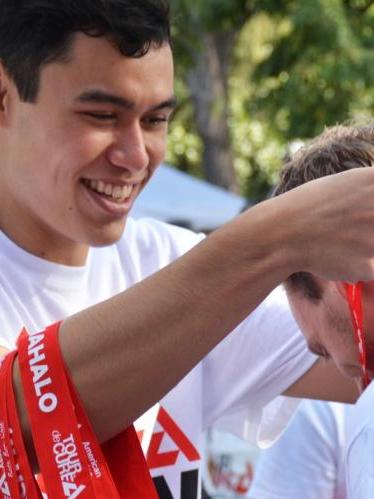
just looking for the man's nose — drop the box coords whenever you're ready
[107,124,148,172]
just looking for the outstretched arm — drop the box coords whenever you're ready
[10,168,374,459]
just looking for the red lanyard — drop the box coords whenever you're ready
[0,323,158,498]
[344,282,370,389]
[0,351,42,498]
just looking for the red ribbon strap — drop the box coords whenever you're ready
[0,323,160,498]
[344,282,370,389]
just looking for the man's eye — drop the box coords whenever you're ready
[81,112,117,121]
[144,116,169,126]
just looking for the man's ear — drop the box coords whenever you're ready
[0,60,11,125]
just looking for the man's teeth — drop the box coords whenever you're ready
[85,180,133,202]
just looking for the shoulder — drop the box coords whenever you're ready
[346,383,374,441]
[296,400,347,443]
[346,381,374,453]
[298,399,346,424]
[345,383,374,497]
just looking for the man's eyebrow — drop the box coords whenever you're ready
[150,96,178,112]
[75,90,177,111]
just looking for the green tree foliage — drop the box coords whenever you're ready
[169,0,260,193]
[167,0,374,201]
[252,0,374,139]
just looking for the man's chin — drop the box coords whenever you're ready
[88,219,128,248]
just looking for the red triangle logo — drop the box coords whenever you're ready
[144,407,200,469]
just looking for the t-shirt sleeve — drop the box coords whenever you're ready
[202,286,317,447]
[346,430,374,499]
[345,383,374,499]
[249,400,345,498]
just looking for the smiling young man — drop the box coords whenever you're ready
[0,32,175,264]
[3,2,374,498]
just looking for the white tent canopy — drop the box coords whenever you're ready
[132,164,248,231]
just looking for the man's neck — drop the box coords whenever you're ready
[0,224,89,266]
[0,192,90,266]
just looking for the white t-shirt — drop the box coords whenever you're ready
[249,400,348,499]
[0,218,316,499]
[345,381,374,499]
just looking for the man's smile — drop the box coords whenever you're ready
[82,178,135,204]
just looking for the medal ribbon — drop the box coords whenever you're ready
[344,282,370,389]
[0,351,42,498]
[0,323,158,498]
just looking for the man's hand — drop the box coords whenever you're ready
[270,167,374,283]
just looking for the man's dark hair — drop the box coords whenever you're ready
[275,123,374,301]
[0,0,171,102]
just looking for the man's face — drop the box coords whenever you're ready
[0,34,175,264]
[287,281,374,390]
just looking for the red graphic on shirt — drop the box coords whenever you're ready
[138,407,200,469]
[208,458,254,495]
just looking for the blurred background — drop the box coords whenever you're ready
[167,0,374,203]
[136,1,373,496]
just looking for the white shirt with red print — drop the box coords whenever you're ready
[0,218,316,499]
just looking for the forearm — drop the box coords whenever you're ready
[60,199,292,440]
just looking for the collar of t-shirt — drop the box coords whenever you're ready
[0,229,90,291]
